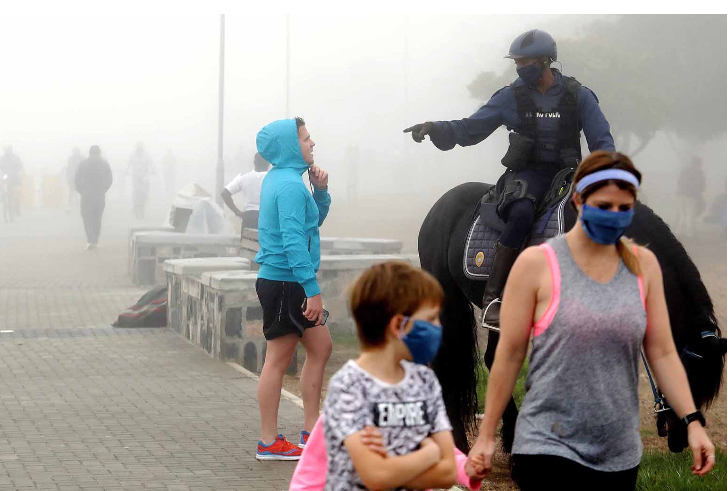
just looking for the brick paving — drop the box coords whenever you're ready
[0,204,301,490]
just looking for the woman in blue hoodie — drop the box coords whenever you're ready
[254,117,333,461]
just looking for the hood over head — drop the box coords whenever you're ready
[256,119,308,174]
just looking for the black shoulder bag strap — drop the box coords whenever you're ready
[558,76,583,161]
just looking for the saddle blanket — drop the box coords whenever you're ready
[464,194,569,281]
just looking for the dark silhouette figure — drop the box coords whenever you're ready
[75,146,113,250]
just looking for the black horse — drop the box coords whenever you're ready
[419,181,726,454]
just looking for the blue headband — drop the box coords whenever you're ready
[576,169,640,194]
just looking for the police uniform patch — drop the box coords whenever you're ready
[475,251,485,267]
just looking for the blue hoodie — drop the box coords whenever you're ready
[255,119,332,297]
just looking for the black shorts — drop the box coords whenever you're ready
[512,454,639,491]
[255,278,320,340]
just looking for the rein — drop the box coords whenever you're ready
[641,330,718,414]
[640,351,671,413]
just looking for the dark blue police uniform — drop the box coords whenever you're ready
[429,69,615,249]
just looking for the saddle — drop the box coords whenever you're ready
[464,167,574,281]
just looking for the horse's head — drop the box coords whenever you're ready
[658,312,726,452]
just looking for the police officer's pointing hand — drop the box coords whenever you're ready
[403,122,434,143]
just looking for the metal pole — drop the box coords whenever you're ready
[285,15,290,118]
[403,15,408,125]
[215,14,226,206]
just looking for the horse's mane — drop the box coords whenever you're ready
[634,202,721,336]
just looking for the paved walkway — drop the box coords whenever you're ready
[0,204,301,491]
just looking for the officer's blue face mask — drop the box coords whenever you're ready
[516,61,543,87]
[579,204,635,245]
[399,316,442,365]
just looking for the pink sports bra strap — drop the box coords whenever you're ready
[631,244,646,312]
[533,243,561,337]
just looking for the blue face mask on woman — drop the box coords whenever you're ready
[580,204,635,245]
[516,62,543,87]
[399,317,442,365]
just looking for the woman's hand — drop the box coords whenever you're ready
[465,452,486,479]
[688,423,716,476]
[308,165,328,190]
[467,435,496,480]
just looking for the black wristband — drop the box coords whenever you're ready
[682,411,706,427]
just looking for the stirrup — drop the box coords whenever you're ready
[481,299,501,332]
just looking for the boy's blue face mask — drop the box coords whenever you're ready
[399,317,442,365]
[580,204,635,245]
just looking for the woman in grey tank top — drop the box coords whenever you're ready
[466,152,716,490]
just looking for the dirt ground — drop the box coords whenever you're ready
[281,234,726,490]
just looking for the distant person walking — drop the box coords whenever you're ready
[254,117,332,461]
[75,145,113,250]
[221,152,270,234]
[675,156,706,238]
[127,142,154,219]
[466,151,715,490]
[65,147,84,214]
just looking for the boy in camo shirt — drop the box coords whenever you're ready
[322,261,457,491]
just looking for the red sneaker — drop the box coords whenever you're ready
[298,430,310,448]
[256,434,303,461]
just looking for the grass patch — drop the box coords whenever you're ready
[636,448,726,491]
[476,360,529,413]
[640,428,657,438]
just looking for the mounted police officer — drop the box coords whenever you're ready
[404,29,615,329]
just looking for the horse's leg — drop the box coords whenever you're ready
[483,329,519,454]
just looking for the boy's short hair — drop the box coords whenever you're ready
[348,261,444,348]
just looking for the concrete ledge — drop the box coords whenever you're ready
[319,254,405,270]
[165,258,252,334]
[240,230,403,263]
[200,270,259,290]
[170,253,424,375]
[127,226,177,275]
[173,271,298,376]
[163,257,250,276]
[321,237,402,254]
[135,232,240,246]
[130,232,241,285]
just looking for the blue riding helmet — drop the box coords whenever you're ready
[505,29,557,61]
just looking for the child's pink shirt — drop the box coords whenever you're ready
[288,416,483,491]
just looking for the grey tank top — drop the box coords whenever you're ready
[512,234,647,471]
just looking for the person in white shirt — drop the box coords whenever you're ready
[221,152,270,232]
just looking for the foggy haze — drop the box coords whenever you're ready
[0,14,725,249]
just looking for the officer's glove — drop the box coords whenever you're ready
[403,122,434,143]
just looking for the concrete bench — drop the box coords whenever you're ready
[127,226,178,275]
[130,232,240,285]
[240,229,403,268]
[318,255,418,333]
[164,257,251,334]
[175,270,298,375]
[170,253,421,375]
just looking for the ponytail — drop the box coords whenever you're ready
[616,236,642,277]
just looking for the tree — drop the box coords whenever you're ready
[467,15,727,157]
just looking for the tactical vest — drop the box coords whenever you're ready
[509,75,583,162]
